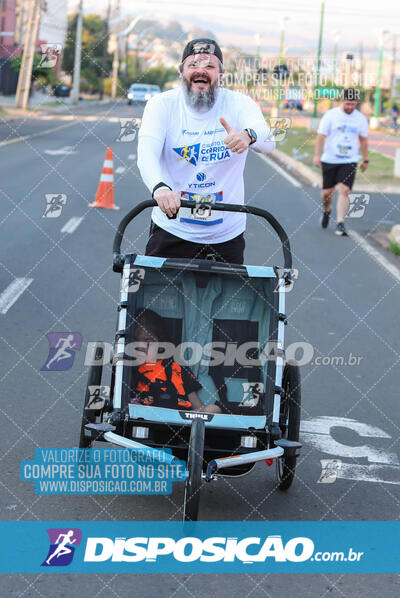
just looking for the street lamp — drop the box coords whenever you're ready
[276,16,289,115]
[313,0,325,118]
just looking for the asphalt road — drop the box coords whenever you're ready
[1,100,400,596]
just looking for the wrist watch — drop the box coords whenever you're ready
[244,128,257,145]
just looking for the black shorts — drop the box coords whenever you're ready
[321,162,358,190]
[145,222,245,264]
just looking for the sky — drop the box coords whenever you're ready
[67,0,400,59]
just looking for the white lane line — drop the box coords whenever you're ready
[115,166,126,174]
[348,230,400,283]
[128,153,136,160]
[61,216,84,234]
[0,278,33,314]
[0,121,78,148]
[256,152,302,188]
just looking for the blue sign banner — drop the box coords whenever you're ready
[20,448,186,495]
[0,521,398,573]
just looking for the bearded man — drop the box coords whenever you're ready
[137,38,275,264]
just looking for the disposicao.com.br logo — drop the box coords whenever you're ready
[82,535,362,564]
[42,528,82,567]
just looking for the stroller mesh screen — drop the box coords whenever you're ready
[130,264,276,414]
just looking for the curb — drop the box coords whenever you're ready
[272,148,400,194]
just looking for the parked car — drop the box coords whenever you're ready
[51,84,71,98]
[127,84,160,104]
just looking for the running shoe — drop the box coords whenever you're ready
[321,210,331,229]
[335,222,348,236]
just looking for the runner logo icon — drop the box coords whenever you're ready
[42,528,82,567]
[173,144,200,166]
[41,332,83,371]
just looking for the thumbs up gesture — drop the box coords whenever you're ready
[220,117,252,154]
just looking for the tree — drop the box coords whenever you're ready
[10,52,60,87]
[63,13,112,92]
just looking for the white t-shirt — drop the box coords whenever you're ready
[137,87,274,243]
[318,107,369,164]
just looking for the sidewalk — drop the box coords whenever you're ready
[0,92,112,118]
[368,130,399,159]
[271,148,400,194]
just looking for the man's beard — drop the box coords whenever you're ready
[182,76,219,112]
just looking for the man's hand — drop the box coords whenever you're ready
[313,156,322,168]
[153,188,181,218]
[220,117,251,154]
[360,160,369,172]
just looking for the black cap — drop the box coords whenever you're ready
[181,38,223,65]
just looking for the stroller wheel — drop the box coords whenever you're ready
[183,418,205,521]
[79,342,104,448]
[276,363,301,491]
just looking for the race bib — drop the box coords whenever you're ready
[336,143,352,157]
[179,190,223,226]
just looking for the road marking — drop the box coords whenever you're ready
[128,153,136,161]
[61,216,83,234]
[0,277,33,314]
[115,166,126,174]
[44,145,77,156]
[301,416,400,485]
[348,230,400,283]
[256,152,302,188]
[0,121,78,147]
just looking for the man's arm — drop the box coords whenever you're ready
[137,97,181,217]
[237,95,276,153]
[314,111,330,167]
[313,134,326,168]
[359,135,369,172]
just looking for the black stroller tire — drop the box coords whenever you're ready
[276,363,301,491]
[79,343,104,448]
[183,418,205,522]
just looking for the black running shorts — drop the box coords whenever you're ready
[145,222,245,264]
[321,162,358,190]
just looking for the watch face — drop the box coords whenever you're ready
[247,128,257,143]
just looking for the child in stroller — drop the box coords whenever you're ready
[131,309,221,414]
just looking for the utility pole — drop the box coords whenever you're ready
[71,0,83,105]
[15,0,41,109]
[99,0,111,100]
[313,0,325,118]
[111,0,121,100]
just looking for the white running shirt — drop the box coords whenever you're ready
[318,107,369,164]
[137,86,275,243]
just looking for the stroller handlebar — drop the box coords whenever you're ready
[112,199,292,272]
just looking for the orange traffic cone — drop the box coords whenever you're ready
[89,147,119,210]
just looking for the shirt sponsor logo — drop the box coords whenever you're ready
[200,141,230,163]
[337,124,358,134]
[188,172,216,189]
[173,143,200,166]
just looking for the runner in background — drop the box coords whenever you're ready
[313,88,369,237]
